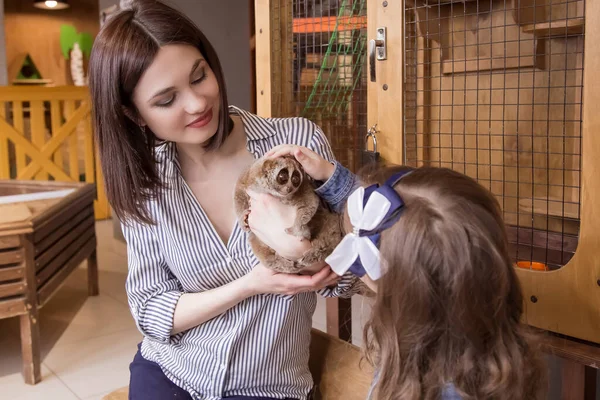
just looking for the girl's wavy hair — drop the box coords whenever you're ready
[358,165,547,400]
[88,0,230,225]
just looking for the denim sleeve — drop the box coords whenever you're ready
[314,161,359,213]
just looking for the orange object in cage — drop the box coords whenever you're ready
[292,16,367,34]
[515,261,549,272]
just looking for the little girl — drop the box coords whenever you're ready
[265,145,547,400]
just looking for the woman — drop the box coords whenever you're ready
[88,1,359,399]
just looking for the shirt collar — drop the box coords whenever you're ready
[229,105,278,141]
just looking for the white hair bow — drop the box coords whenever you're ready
[325,186,394,280]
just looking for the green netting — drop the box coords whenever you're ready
[300,0,367,120]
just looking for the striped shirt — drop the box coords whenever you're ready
[122,105,360,400]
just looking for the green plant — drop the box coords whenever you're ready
[59,24,93,60]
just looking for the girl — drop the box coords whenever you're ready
[88,1,360,399]
[267,145,547,400]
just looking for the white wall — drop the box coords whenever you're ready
[0,0,7,85]
[98,0,252,110]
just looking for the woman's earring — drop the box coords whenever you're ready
[140,125,146,134]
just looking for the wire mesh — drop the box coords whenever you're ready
[404,0,585,270]
[270,0,368,172]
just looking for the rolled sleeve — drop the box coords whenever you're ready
[317,271,361,298]
[314,161,359,213]
[122,219,183,344]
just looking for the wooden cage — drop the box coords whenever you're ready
[255,0,600,387]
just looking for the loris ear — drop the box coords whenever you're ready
[122,106,146,127]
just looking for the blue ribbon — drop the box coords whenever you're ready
[346,169,412,277]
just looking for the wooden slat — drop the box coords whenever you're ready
[0,86,90,102]
[0,281,26,298]
[292,16,367,34]
[94,144,110,219]
[442,54,541,75]
[64,101,79,180]
[325,297,352,341]
[0,296,27,318]
[20,233,40,384]
[0,235,20,250]
[32,190,94,242]
[35,206,93,255]
[37,235,96,307]
[0,102,9,179]
[83,113,94,183]
[17,101,90,181]
[367,0,404,165]
[30,100,46,180]
[50,100,64,173]
[0,118,72,181]
[12,101,26,175]
[35,214,95,271]
[36,228,95,288]
[255,0,272,117]
[0,248,24,265]
[523,18,585,38]
[0,265,25,282]
[540,332,600,369]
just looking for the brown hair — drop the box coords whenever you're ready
[360,166,546,400]
[88,0,231,224]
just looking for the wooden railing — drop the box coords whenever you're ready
[0,86,110,220]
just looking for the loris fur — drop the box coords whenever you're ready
[234,155,343,274]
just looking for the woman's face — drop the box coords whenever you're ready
[131,44,221,145]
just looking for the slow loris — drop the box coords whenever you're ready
[234,155,342,274]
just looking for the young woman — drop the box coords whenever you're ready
[267,145,547,400]
[88,1,359,399]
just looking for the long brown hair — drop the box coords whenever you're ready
[361,166,546,400]
[88,0,231,224]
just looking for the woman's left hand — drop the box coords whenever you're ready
[246,189,312,261]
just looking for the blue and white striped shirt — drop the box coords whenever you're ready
[121,105,360,400]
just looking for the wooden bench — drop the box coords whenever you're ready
[102,329,373,400]
[0,180,98,384]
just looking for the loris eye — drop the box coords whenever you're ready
[291,171,301,186]
[276,169,289,184]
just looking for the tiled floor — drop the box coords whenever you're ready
[0,220,140,400]
[0,219,368,399]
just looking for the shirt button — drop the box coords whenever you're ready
[225,257,232,263]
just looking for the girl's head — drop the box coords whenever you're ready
[344,166,545,400]
[88,0,231,223]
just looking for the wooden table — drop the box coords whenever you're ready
[0,180,98,384]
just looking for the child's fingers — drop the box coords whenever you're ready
[265,144,297,158]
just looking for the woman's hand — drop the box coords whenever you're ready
[246,189,312,260]
[265,145,335,182]
[245,263,340,296]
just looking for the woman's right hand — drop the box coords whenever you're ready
[244,263,340,296]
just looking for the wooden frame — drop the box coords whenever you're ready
[0,86,111,220]
[0,180,98,384]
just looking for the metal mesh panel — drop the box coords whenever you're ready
[404,0,585,270]
[270,0,368,172]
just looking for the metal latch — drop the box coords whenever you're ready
[369,27,387,82]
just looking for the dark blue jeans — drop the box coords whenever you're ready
[129,344,299,400]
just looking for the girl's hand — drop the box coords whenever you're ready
[245,263,341,296]
[265,145,335,182]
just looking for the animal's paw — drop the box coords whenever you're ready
[241,210,251,232]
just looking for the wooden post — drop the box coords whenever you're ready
[20,233,40,384]
[255,0,272,118]
[88,248,98,296]
[326,297,352,342]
